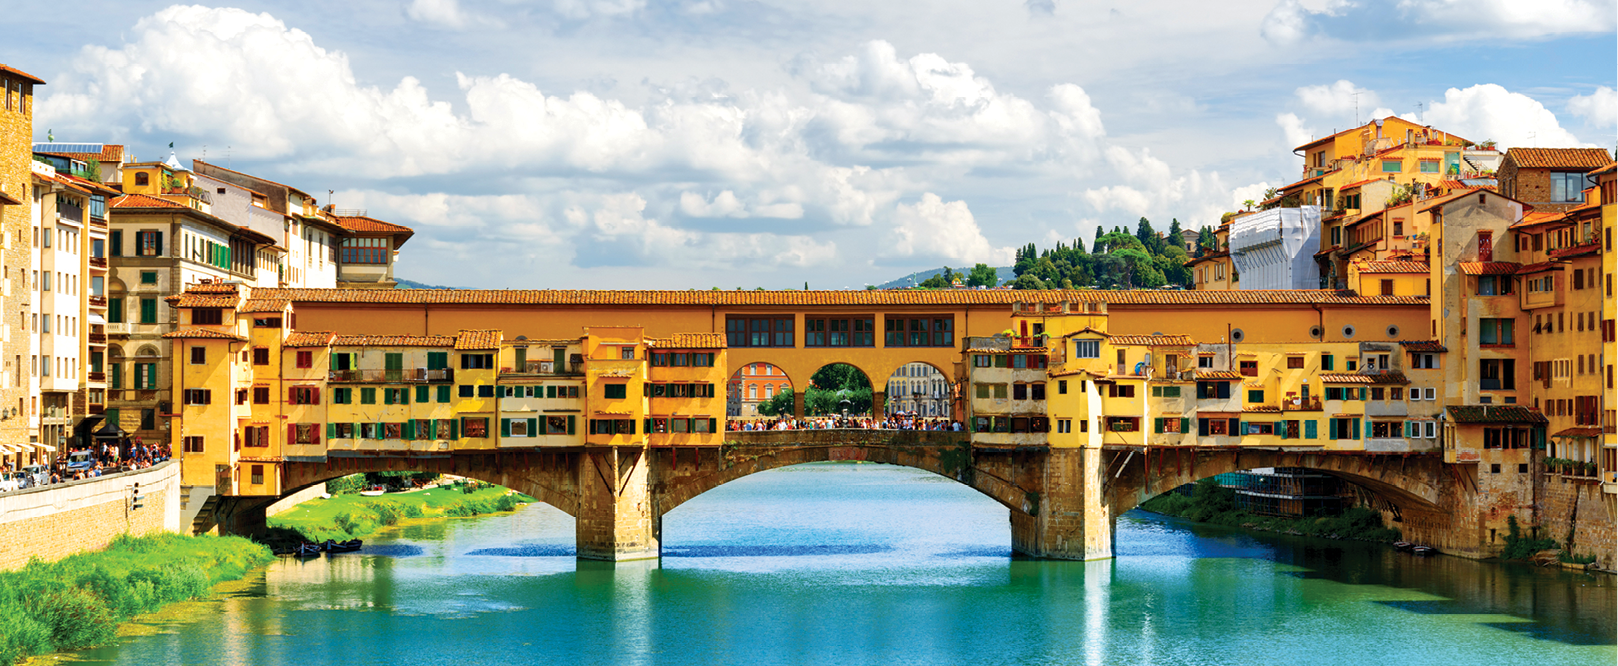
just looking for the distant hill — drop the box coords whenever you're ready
[873,266,1015,290]
[394,278,460,290]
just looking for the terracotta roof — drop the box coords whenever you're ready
[648,333,726,349]
[596,368,638,378]
[188,282,240,294]
[57,173,118,195]
[332,334,455,347]
[1358,260,1428,274]
[1278,174,1326,192]
[1195,370,1241,380]
[1549,244,1599,260]
[1415,188,1486,212]
[1446,405,1547,424]
[1592,161,1617,176]
[284,331,336,347]
[1340,178,1385,190]
[1184,250,1230,267]
[239,298,290,313]
[1319,373,1375,384]
[1516,262,1562,275]
[454,330,502,350]
[1108,334,1195,346]
[109,193,188,210]
[161,328,243,341]
[169,294,238,308]
[0,64,46,85]
[191,159,310,198]
[248,288,1430,308]
[1046,367,1098,378]
[1458,262,1519,276]
[1399,340,1447,353]
[1504,147,1613,170]
[38,172,91,194]
[1551,427,1602,439]
[333,215,413,246]
[1366,372,1409,385]
[1510,210,1568,229]
[1438,180,1468,191]
[0,191,20,206]
[1244,405,1282,413]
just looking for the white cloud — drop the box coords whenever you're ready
[1568,86,1618,128]
[552,0,648,21]
[1420,84,1590,149]
[1082,146,1236,226]
[1260,0,1615,45]
[405,0,479,28]
[1276,112,1315,149]
[1294,79,1379,120]
[888,194,1013,265]
[1231,182,1272,210]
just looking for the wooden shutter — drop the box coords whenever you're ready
[501,418,512,437]
[450,419,459,440]
[1305,420,1317,439]
[1198,418,1209,436]
[312,388,320,404]
[1180,418,1190,434]
[287,424,296,446]
[327,423,336,440]
[1228,418,1240,435]
[709,418,717,433]
[154,231,164,255]
[526,418,537,437]
[567,415,575,435]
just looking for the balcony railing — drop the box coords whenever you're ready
[89,257,107,269]
[88,371,105,382]
[1281,396,1324,412]
[502,360,585,376]
[328,368,453,383]
[88,333,106,344]
[88,295,107,307]
[1010,335,1048,349]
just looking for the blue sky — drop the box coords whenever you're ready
[6,1,1614,288]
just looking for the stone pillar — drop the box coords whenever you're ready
[211,496,273,538]
[576,447,660,561]
[1011,447,1112,560]
[793,391,805,420]
[871,391,885,418]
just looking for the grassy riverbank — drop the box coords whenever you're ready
[0,533,273,664]
[267,481,533,543]
[1140,478,1402,542]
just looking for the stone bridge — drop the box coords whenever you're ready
[216,434,1478,561]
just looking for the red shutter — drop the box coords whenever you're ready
[312,424,320,445]
[288,424,296,446]
[312,387,321,404]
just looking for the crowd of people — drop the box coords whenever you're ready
[728,416,962,432]
[1,439,172,490]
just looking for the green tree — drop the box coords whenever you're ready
[966,263,999,287]
[1011,273,1046,290]
[757,388,795,417]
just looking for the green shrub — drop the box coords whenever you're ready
[1501,516,1558,560]
[325,474,366,495]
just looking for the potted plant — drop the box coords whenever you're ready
[1586,461,1598,477]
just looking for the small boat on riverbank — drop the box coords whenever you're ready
[1411,545,1438,556]
[324,539,363,553]
[293,543,323,558]
[1393,541,1414,551]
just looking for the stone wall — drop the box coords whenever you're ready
[1537,474,1614,569]
[264,481,329,518]
[0,460,181,570]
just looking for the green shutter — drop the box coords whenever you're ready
[1352,419,1361,440]
[526,418,537,437]
[110,230,122,256]
[383,389,394,405]
[450,419,459,440]
[709,418,717,433]
[1305,420,1317,439]
[501,418,511,437]
[547,385,557,399]
[416,385,429,402]
[1359,387,1368,401]
[327,423,336,440]
[404,420,415,440]
[1180,417,1190,434]
[427,419,437,440]
[428,352,447,370]
[567,416,575,435]
[154,231,163,256]
[437,385,450,403]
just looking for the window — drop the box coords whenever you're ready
[1286,356,1305,369]
[182,436,204,453]
[136,230,163,256]
[438,385,452,402]
[1074,340,1100,358]
[1320,354,1333,371]
[1329,418,1360,440]
[460,353,494,369]
[252,348,269,365]
[1477,231,1493,262]
[1196,381,1231,400]
[139,270,158,285]
[462,417,489,438]
[1479,318,1514,346]
[190,346,207,365]
[1107,383,1136,398]
[183,389,212,405]
[254,317,282,328]
[1150,385,1181,398]
[604,383,627,400]
[1411,353,1438,369]
[1107,417,1139,432]
[1480,359,1515,390]
[243,427,270,448]
[1197,355,1213,368]
[296,351,313,368]
[289,384,317,405]
[477,385,495,398]
[1239,360,1257,377]
[340,237,390,264]
[361,388,377,404]
[1419,159,1440,173]
[1381,160,1402,173]
[384,388,410,405]
[1247,389,1264,403]
[804,317,876,347]
[1550,172,1591,203]
[139,298,158,324]
[884,316,954,347]
[253,386,270,404]
[1056,419,1071,434]
[726,317,795,348]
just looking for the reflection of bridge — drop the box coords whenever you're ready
[214,432,1469,561]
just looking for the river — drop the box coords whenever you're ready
[64,463,1614,665]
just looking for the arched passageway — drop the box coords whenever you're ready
[726,362,794,419]
[881,361,954,419]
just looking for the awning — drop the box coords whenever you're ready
[34,443,56,452]
[88,312,107,324]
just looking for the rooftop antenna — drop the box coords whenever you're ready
[1352,91,1360,126]
[1415,102,1423,119]
[1527,131,1537,148]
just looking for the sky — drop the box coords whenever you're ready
[5,1,1615,289]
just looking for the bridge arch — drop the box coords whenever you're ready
[654,431,1037,518]
[879,360,955,419]
[279,452,586,518]
[726,362,795,419]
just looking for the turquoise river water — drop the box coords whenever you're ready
[65,463,1615,665]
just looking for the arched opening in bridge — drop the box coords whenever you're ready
[726,362,794,420]
[1127,466,1410,546]
[881,362,953,420]
[804,363,873,417]
[661,462,1011,561]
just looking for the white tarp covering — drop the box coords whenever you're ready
[1229,206,1322,290]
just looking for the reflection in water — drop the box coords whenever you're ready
[67,463,1614,666]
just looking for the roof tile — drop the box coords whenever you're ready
[1458,262,1519,276]
[110,193,188,210]
[1505,147,1614,170]
[161,328,243,340]
[648,333,726,349]
[454,329,502,350]
[1108,334,1195,346]
[1398,340,1447,353]
[239,298,290,313]
[284,331,336,347]
[332,334,455,347]
[1446,405,1547,424]
[1319,373,1375,384]
[1359,260,1428,274]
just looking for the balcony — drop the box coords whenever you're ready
[1281,396,1324,412]
[503,360,584,376]
[89,257,107,269]
[88,333,106,344]
[88,371,105,382]
[328,368,453,383]
[88,295,107,307]
[1010,335,1048,349]
[107,323,130,336]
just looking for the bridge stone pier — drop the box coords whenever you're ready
[224,436,1476,562]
